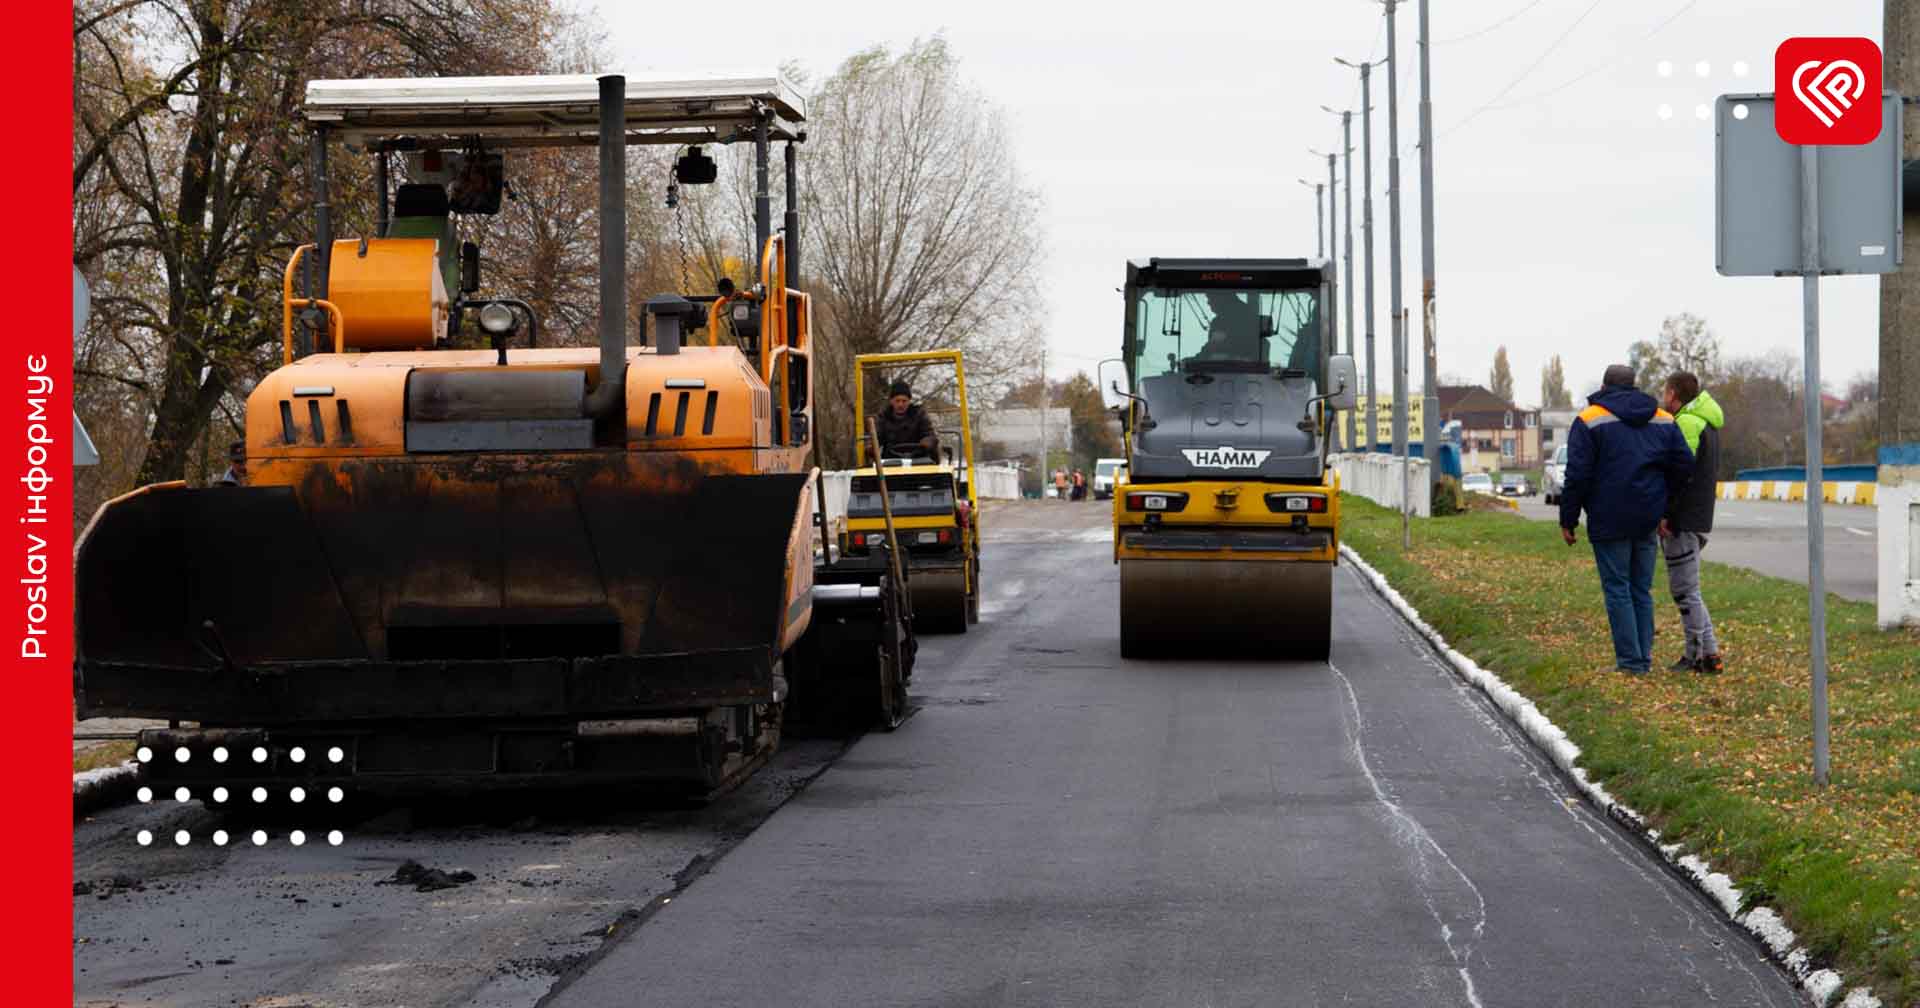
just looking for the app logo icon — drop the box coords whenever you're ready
[1776,37,1882,145]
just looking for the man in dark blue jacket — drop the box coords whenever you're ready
[1558,365,1694,675]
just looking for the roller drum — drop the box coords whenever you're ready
[911,566,970,634]
[1118,558,1331,660]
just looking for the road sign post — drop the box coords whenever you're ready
[1799,143,1830,786]
[1716,92,1903,786]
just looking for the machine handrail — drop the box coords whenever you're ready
[758,234,788,387]
[766,343,796,443]
[280,245,345,364]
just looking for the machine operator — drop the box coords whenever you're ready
[873,379,938,459]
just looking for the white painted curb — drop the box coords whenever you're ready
[1340,543,1882,1008]
[73,761,139,813]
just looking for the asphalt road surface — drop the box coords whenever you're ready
[1517,495,1877,602]
[546,500,1800,1008]
[74,500,1802,1007]
[73,740,849,1006]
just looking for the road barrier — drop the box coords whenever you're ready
[1329,452,1432,518]
[1716,480,1876,506]
[818,463,1022,525]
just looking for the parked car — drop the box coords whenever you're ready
[1092,457,1127,499]
[1498,473,1530,497]
[1461,472,1494,495]
[1543,444,1567,504]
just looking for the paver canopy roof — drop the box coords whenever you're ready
[304,71,805,149]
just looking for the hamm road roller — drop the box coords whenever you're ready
[833,351,982,633]
[74,71,913,797]
[1110,258,1357,659]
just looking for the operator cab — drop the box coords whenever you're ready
[1120,259,1339,483]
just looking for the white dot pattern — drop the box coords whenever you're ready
[124,744,352,849]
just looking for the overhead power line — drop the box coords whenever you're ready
[1433,0,1553,46]
[1436,0,1699,140]
[1445,0,1607,132]
[1485,0,1701,110]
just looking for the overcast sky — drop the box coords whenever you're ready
[602,0,1884,409]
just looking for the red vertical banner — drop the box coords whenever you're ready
[11,2,75,1001]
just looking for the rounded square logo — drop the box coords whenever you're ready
[1775,37,1882,145]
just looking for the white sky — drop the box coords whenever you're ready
[601,0,1885,409]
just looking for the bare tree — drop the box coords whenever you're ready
[801,38,1044,466]
[1629,312,1723,390]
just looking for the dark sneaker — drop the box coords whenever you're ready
[1617,666,1650,676]
[1669,656,1699,673]
[1696,654,1724,675]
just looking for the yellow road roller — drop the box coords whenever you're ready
[1110,258,1357,659]
[834,351,982,633]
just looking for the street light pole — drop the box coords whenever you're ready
[1324,106,1358,454]
[1299,179,1325,258]
[1323,150,1342,449]
[1418,0,1441,469]
[1384,0,1410,549]
[1336,57,1384,459]
[1310,151,1342,451]
[1342,112,1357,453]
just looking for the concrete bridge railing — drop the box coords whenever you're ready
[1330,452,1432,518]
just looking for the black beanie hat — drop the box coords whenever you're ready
[888,380,912,399]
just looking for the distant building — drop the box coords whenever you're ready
[1538,408,1577,463]
[976,406,1073,454]
[1439,385,1540,471]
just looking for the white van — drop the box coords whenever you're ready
[1092,458,1128,499]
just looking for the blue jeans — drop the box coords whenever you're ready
[1591,535,1658,672]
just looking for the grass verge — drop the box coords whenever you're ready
[1340,494,1919,1003]
[73,741,134,775]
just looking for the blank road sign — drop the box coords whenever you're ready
[1715,93,1903,277]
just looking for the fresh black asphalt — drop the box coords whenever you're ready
[545,503,1801,1008]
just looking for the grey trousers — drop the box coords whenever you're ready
[1662,530,1719,660]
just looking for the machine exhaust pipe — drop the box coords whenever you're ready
[584,74,628,420]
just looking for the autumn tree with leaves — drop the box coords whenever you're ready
[1540,354,1571,410]
[72,0,601,526]
[1489,345,1514,404]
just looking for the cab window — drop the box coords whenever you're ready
[1130,287,1320,383]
